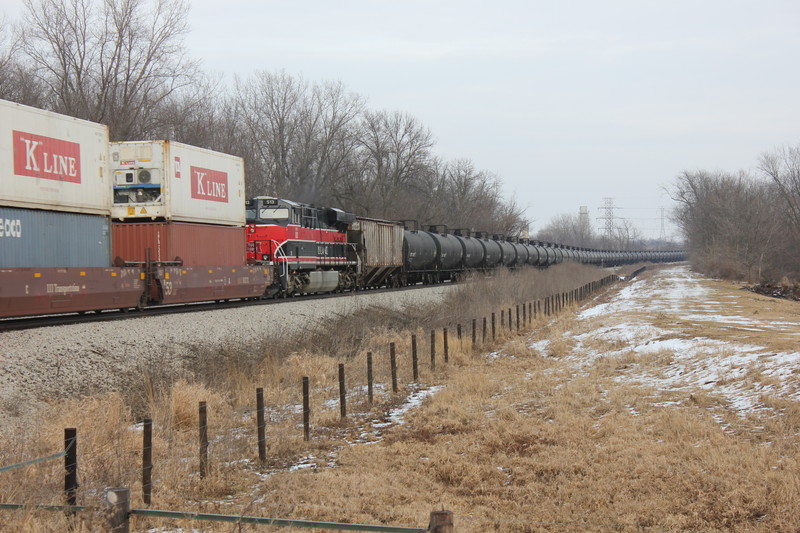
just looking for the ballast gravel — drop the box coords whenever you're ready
[0,286,454,422]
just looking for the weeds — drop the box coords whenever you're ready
[2,263,799,532]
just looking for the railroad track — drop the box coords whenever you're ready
[0,282,451,332]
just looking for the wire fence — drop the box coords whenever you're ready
[0,276,621,532]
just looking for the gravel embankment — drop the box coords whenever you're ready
[0,286,454,421]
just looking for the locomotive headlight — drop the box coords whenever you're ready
[137,169,152,184]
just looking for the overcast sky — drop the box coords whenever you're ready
[5,0,800,240]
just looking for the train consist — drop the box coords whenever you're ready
[0,99,685,319]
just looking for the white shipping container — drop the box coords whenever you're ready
[110,140,245,226]
[0,99,111,215]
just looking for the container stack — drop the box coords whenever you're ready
[0,99,147,318]
[0,99,112,268]
[108,140,247,266]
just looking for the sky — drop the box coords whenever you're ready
[4,0,800,240]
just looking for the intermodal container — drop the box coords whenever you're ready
[0,99,111,215]
[0,206,111,267]
[110,140,245,226]
[112,222,246,266]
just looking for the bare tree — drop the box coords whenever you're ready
[671,169,788,281]
[537,213,598,248]
[759,145,800,237]
[19,0,200,139]
[0,16,44,106]
[336,110,435,219]
[234,71,365,202]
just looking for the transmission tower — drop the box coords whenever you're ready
[659,207,666,241]
[597,197,616,241]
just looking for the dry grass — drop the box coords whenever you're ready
[2,263,799,532]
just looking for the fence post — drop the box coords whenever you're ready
[516,305,520,331]
[482,317,487,343]
[106,487,131,533]
[64,428,77,508]
[339,364,347,419]
[303,377,310,441]
[367,353,374,405]
[390,343,398,393]
[256,389,267,464]
[508,307,512,331]
[142,418,153,505]
[522,302,526,325]
[412,335,419,381]
[443,327,449,363]
[430,331,436,372]
[429,510,454,533]
[199,402,208,479]
[491,312,496,340]
[471,319,476,349]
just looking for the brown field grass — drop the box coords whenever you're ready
[1,263,799,532]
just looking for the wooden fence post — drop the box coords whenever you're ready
[142,418,153,505]
[302,377,310,441]
[106,487,131,533]
[199,402,208,479]
[390,342,398,393]
[339,364,347,419]
[491,312,496,340]
[429,510,454,533]
[64,428,77,508]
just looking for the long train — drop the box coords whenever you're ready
[0,194,685,319]
[0,98,684,320]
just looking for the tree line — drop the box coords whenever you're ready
[0,0,527,235]
[670,146,800,283]
[534,212,650,252]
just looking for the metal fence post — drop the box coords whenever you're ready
[390,343,398,393]
[199,402,208,479]
[64,428,77,508]
[339,364,347,419]
[430,331,436,371]
[367,353,374,404]
[256,389,266,464]
[443,327,449,363]
[412,335,419,381]
[142,418,153,505]
[303,377,310,441]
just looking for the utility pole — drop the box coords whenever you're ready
[659,207,666,241]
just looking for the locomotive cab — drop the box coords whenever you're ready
[246,196,357,294]
[246,196,293,226]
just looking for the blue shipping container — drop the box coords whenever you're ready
[0,206,111,267]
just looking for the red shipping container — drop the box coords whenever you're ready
[112,222,246,266]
